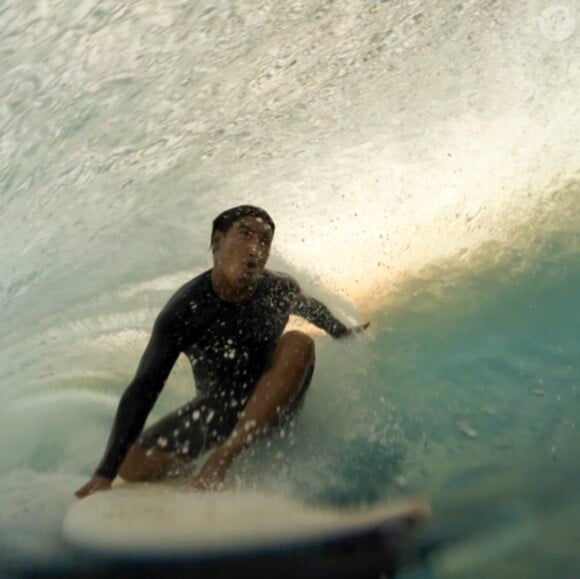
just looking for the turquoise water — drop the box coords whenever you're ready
[1,1,579,576]
[381,218,580,489]
[381,219,580,577]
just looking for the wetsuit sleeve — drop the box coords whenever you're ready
[94,309,182,480]
[290,284,349,338]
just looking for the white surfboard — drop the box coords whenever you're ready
[63,484,429,554]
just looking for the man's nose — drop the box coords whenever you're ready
[248,239,265,257]
[247,239,259,255]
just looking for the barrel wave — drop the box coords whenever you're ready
[1,1,579,576]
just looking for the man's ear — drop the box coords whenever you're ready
[211,230,222,253]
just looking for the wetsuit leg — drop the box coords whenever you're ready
[138,396,238,461]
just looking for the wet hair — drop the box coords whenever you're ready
[211,205,275,247]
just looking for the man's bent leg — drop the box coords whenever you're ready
[119,396,234,482]
[118,445,181,482]
[192,330,315,489]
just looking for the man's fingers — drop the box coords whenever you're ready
[340,323,370,337]
[351,322,370,334]
[74,477,111,499]
[75,485,95,499]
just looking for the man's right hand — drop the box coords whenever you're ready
[75,475,112,499]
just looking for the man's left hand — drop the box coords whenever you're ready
[343,322,370,337]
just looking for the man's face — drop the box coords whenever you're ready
[212,217,273,288]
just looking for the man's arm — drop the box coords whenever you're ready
[291,290,369,338]
[75,311,181,498]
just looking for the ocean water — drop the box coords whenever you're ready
[1,0,579,576]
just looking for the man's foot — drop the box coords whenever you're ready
[189,447,231,491]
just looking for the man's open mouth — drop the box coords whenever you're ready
[245,261,258,273]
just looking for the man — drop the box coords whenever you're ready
[75,205,369,498]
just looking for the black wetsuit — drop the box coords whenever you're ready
[95,269,348,480]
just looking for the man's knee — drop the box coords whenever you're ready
[117,444,150,481]
[118,444,177,482]
[278,330,315,367]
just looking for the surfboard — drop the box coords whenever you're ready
[63,484,429,578]
[64,484,429,553]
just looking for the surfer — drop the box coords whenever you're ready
[75,205,369,498]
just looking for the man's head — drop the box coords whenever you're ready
[211,205,275,246]
[210,205,275,293]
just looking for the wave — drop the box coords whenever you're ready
[0,0,579,573]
